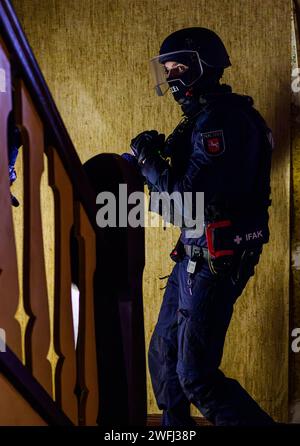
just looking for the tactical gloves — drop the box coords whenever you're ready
[130,130,165,165]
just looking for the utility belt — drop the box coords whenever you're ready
[170,217,269,276]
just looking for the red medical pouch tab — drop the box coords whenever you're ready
[205,220,235,259]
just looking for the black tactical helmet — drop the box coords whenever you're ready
[150,27,231,100]
[159,27,231,68]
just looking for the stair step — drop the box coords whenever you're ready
[147,414,212,426]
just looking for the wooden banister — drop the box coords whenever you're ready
[46,146,78,423]
[0,0,146,427]
[17,80,53,398]
[74,203,99,426]
[0,0,99,425]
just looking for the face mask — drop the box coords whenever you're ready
[170,66,224,105]
[168,80,193,103]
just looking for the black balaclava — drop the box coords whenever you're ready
[169,65,224,103]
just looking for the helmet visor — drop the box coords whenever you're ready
[149,50,203,96]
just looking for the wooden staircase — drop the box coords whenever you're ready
[0,0,146,426]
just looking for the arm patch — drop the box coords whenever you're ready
[201,130,226,156]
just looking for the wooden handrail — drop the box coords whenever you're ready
[0,346,73,426]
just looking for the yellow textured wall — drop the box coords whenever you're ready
[12,0,291,421]
[291,6,300,411]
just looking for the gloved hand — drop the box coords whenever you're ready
[130,130,165,165]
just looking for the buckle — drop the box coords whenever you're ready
[184,245,203,259]
[191,245,202,259]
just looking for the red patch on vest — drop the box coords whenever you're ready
[201,130,225,156]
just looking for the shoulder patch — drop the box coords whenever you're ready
[201,130,225,156]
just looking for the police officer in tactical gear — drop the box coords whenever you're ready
[129,27,275,426]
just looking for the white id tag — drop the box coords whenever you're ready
[187,259,196,274]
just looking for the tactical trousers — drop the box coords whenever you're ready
[148,249,275,426]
